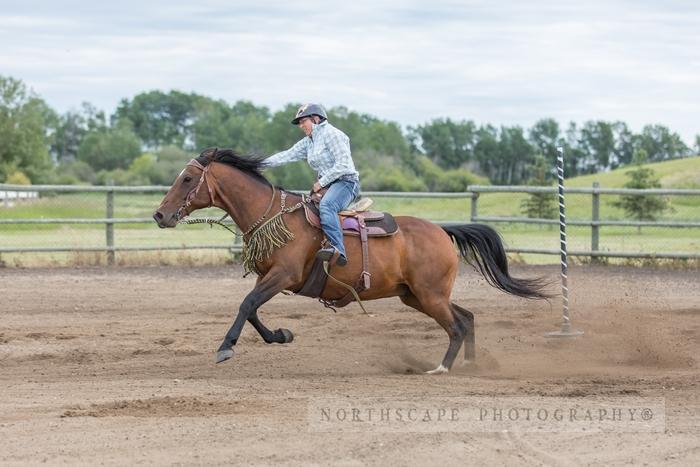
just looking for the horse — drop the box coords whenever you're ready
[153,148,550,374]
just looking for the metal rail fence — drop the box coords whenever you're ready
[1,183,698,263]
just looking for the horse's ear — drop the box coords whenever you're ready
[206,147,218,161]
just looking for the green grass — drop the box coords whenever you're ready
[474,155,700,221]
[1,156,698,266]
[566,155,700,189]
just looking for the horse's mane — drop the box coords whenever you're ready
[196,147,270,186]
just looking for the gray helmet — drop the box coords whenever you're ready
[291,103,327,124]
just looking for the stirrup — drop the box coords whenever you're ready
[316,247,347,266]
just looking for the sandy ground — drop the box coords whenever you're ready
[0,264,698,466]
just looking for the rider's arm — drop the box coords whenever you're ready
[265,139,309,167]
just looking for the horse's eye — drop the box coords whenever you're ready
[183,176,192,183]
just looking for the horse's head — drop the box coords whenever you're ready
[153,148,218,228]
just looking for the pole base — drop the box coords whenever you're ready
[545,324,584,338]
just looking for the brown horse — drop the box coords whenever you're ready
[154,148,549,373]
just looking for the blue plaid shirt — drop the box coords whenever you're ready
[265,121,359,187]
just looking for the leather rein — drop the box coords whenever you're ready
[175,158,283,239]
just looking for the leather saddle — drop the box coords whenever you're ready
[302,195,399,237]
[292,192,399,309]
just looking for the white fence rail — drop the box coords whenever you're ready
[1,190,39,207]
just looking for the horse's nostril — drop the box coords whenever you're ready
[154,211,164,220]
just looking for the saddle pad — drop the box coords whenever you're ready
[341,215,398,237]
[303,202,399,237]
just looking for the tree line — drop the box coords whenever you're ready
[1,75,698,190]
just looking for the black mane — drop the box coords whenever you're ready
[196,148,270,185]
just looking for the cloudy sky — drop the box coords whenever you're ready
[2,0,699,143]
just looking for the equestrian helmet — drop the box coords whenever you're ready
[291,103,327,124]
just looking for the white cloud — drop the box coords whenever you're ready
[1,0,698,143]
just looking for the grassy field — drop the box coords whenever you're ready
[1,156,698,266]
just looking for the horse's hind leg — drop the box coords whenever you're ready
[451,303,475,361]
[400,292,466,374]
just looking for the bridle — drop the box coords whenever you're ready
[174,155,287,239]
[175,158,216,222]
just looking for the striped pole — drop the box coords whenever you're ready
[546,147,584,338]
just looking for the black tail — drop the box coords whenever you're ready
[442,224,551,300]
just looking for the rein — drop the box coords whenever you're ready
[177,158,287,238]
[175,158,303,276]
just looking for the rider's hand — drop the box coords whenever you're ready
[312,181,322,193]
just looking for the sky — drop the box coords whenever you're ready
[2,0,699,144]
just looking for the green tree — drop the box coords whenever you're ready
[579,120,615,173]
[520,155,557,220]
[562,122,587,177]
[612,149,670,231]
[611,121,635,168]
[635,125,689,162]
[326,106,411,158]
[50,103,106,162]
[496,125,534,185]
[6,170,31,185]
[266,103,307,154]
[220,100,271,154]
[360,152,427,192]
[114,90,198,149]
[267,161,316,189]
[51,110,86,162]
[54,160,97,185]
[413,156,484,192]
[408,118,476,169]
[528,118,561,164]
[472,124,500,181]
[0,76,54,183]
[191,97,234,150]
[77,123,142,171]
[149,146,191,185]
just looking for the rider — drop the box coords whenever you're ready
[265,103,360,267]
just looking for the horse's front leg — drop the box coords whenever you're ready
[248,312,294,344]
[216,270,290,364]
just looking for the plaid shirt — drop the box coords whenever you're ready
[265,121,359,187]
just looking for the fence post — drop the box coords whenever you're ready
[106,187,115,266]
[470,192,479,222]
[591,181,600,261]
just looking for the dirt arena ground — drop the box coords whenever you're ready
[0,264,698,465]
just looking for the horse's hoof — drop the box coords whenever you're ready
[426,364,449,375]
[215,349,234,364]
[280,328,294,343]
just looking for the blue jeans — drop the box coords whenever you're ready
[319,178,360,258]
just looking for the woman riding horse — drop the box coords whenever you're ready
[154,147,549,374]
[266,103,359,267]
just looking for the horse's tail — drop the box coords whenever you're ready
[441,223,551,300]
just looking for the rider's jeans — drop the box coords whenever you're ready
[319,178,360,258]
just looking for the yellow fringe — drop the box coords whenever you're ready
[242,212,295,276]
